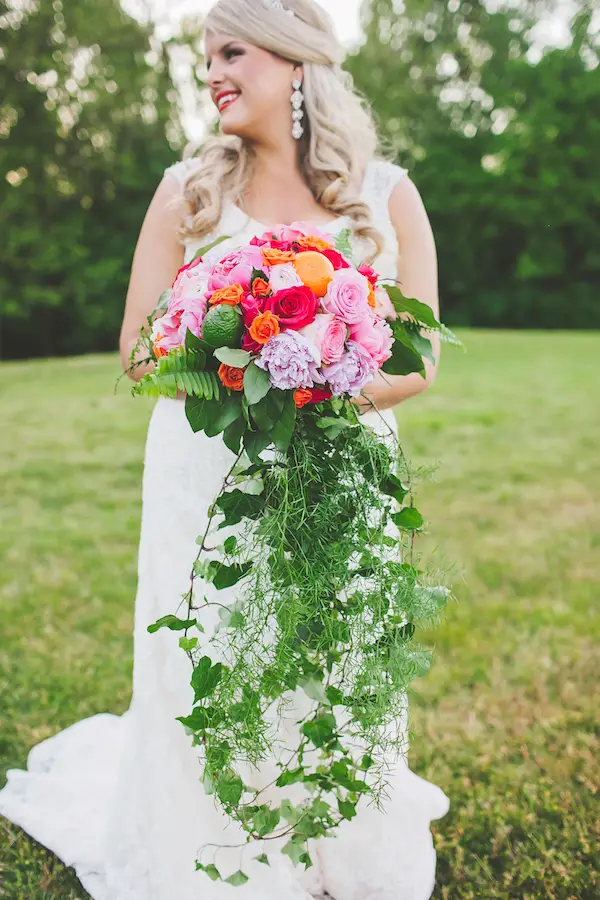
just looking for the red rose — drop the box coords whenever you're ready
[322,248,351,271]
[249,236,294,252]
[264,285,319,330]
[308,387,333,404]
[358,264,378,285]
[242,332,262,353]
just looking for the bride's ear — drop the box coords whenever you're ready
[292,64,304,83]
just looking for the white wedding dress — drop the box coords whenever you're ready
[0,158,449,899]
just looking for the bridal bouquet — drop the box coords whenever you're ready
[130,223,451,884]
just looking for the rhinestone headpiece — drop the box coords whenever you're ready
[265,0,296,16]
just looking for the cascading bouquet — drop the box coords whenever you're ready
[129,222,452,885]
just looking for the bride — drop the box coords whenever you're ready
[0,1,449,897]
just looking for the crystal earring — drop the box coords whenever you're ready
[291,78,304,140]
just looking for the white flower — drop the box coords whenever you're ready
[269,263,303,293]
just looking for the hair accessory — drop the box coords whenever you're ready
[266,0,296,17]
[291,78,304,140]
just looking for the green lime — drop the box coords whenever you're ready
[202,303,244,348]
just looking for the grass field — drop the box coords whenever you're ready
[0,330,598,899]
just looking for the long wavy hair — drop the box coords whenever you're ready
[178,0,384,260]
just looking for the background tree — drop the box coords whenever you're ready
[347,0,600,327]
[0,0,193,359]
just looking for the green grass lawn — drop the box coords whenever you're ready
[1,330,598,899]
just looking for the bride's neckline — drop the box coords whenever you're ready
[226,199,349,232]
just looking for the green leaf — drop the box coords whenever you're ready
[185,327,212,360]
[185,395,220,433]
[338,799,357,820]
[224,535,238,554]
[191,656,224,701]
[280,799,303,825]
[275,767,306,788]
[282,837,308,866]
[216,490,265,528]
[249,389,285,433]
[383,286,442,330]
[408,328,436,365]
[380,473,410,503]
[203,395,243,438]
[179,636,198,652]
[326,685,345,706]
[157,288,172,311]
[244,361,271,405]
[301,712,336,748]
[147,614,197,634]
[214,347,252,368]
[299,678,328,703]
[191,234,230,262]
[177,706,215,731]
[255,854,270,866]
[333,227,353,259]
[217,772,244,806]
[209,561,253,590]
[243,429,272,463]
[196,862,222,881]
[392,507,425,530]
[222,416,246,454]
[270,393,297,452]
[225,871,249,887]
[382,326,426,377]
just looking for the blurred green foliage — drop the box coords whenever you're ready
[348,0,600,328]
[0,0,185,359]
[1,0,598,359]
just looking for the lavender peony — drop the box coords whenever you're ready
[255,331,326,391]
[321,340,379,396]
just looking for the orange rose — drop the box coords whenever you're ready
[252,277,271,299]
[218,363,245,392]
[153,336,168,359]
[294,389,313,409]
[249,310,281,345]
[209,283,244,307]
[293,250,335,298]
[262,248,296,266]
[296,236,334,252]
[367,283,377,309]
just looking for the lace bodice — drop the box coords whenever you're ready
[164,157,408,280]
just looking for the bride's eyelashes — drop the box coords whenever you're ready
[206,45,245,71]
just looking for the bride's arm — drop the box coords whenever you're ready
[354,176,441,413]
[119,175,187,382]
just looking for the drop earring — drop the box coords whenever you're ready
[291,78,304,140]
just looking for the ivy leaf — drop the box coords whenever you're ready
[191,656,224,701]
[379,473,410,504]
[216,490,265,529]
[254,807,281,837]
[225,871,249,887]
[301,712,337,748]
[255,854,270,866]
[178,636,198,652]
[280,799,303,826]
[147,614,197,634]
[208,560,253,590]
[325,685,345,706]
[244,361,271,405]
[338,799,357,820]
[224,535,238,554]
[196,862,222,881]
[217,772,244,806]
[214,347,252,368]
[392,507,425,531]
[276,767,306,788]
[176,706,215,731]
[299,678,328,703]
[282,837,308,866]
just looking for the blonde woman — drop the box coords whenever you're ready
[0,1,449,897]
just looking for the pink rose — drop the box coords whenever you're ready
[374,286,397,321]
[349,312,394,366]
[299,313,347,365]
[322,248,351,271]
[207,246,263,292]
[269,263,303,293]
[321,269,372,325]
